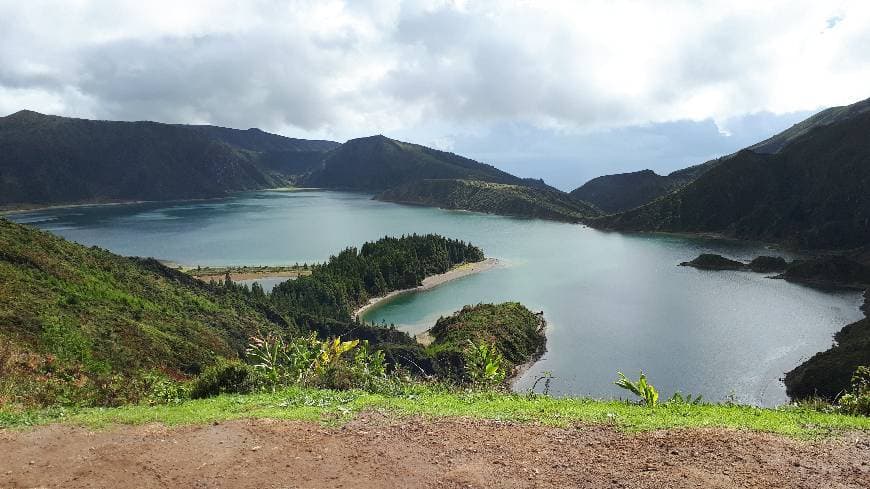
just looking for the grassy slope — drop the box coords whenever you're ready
[4,386,869,438]
[377,179,600,222]
[0,218,287,379]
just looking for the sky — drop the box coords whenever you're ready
[1,1,869,190]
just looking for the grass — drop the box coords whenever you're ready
[3,387,869,439]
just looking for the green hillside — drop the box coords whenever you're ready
[377,179,600,222]
[594,111,870,250]
[0,218,291,405]
[302,135,549,192]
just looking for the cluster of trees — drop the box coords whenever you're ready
[258,234,483,324]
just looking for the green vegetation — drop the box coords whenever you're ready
[269,234,484,323]
[614,372,659,407]
[0,218,289,407]
[838,366,870,416]
[2,219,541,409]
[426,302,546,382]
[377,179,600,222]
[4,385,870,438]
[302,135,549,192]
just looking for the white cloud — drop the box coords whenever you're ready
[1,0,869,142]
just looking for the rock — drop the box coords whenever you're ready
[680,254,746,271]
[747,255,788,273]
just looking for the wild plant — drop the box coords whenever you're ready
[244,333,388,392]
[464,340,506,387]
[614,371,659,407]
[666,391,703,405]
[838,365,870,416]
[246,332,288,385]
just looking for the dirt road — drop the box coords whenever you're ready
[2,413,868,488]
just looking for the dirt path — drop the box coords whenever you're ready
[2,414,868,488]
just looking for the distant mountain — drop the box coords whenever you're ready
[186,125,340,177]
[594,109,870,249]
[748,96,870,154]
[376,179,601,222]
[571,96,870,214]
[568,163,714,214]
[185,125,339,153]
[0,111,338,208]
[302,135,552,192]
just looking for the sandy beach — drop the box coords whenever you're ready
[354,258,500,318]
[194,269,310,282]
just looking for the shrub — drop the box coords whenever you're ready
[464,340,506,387]
[245,333,388,391]
[190,359,262,399]
[838,365,870,416]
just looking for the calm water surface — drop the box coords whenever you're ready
[9,190,863,406]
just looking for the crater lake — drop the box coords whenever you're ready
[8,189,864,406]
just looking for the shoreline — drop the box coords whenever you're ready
[354,258,500,318]
[510,313,549,389]
[0,187,325,216]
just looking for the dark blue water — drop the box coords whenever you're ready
[9,190,863,406]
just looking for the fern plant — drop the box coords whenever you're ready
[614,371,659,407]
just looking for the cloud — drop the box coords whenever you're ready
[1,0,869,145]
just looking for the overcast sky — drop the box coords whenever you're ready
[2,1,869,189]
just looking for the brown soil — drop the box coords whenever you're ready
[2,414,868,488]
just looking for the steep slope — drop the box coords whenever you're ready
[0,111,339,208]
[571,96,870,213]
[594,110,870,250]
[0,218,289,404]
[302,135,551,192]
[749,96,870,154]
[377,179,600,222]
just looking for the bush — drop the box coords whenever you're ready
[190,360,263,399]
[838,366,870,416]
[245,333,389,391]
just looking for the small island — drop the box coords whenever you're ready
[424,302,547,383]
[679,253,746,270]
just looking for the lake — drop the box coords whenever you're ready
[8,190,864,406]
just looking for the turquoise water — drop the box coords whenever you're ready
[9,190,863,406]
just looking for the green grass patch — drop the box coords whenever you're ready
[3,387,869,438]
